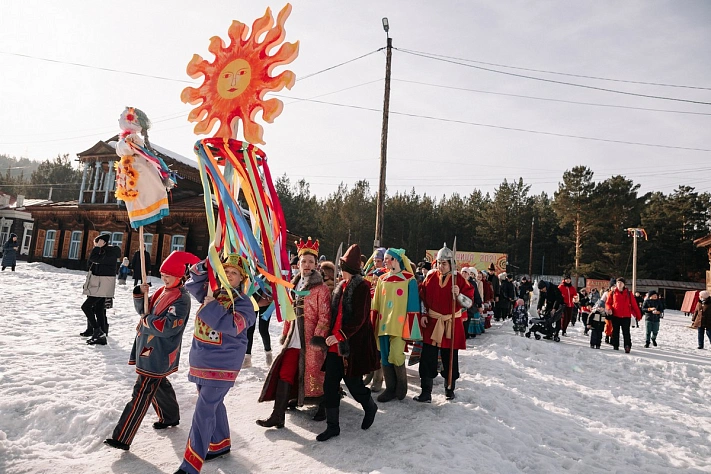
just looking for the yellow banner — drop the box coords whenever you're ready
[425,250,507,273]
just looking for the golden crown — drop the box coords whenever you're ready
[296,236,319,257]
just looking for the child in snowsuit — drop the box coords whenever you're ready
[512,298,528,336]
[587,307,606,349]
[118,257,131,285]
[642,290,664,348]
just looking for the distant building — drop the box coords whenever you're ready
[0,191,51,257]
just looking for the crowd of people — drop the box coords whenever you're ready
[58,232,710,474]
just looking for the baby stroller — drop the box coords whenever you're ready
[526,307,563,342]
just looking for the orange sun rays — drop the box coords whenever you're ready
[181,4,299,145]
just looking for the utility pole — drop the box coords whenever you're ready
[528,216,534,277]
[374,18,392,249]
[626,228,647,294]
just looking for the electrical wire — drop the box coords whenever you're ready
[394,79,711,116]
[296,49,383,81]
[271,95,711,152]
[396,49,711,106]
[398,48,711,91]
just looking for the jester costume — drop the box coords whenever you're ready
[370,248,421,402]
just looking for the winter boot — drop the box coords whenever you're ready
[652,338,657,347]
[87,328,107,345]
[256,380,291,428]
[413,377,433,403]
[153,421,179,430]
[243,354,252,368]
[265,351,273,367]
[312,402,326,421]
[377,365,397,403]
[445,380,456,400]
[316,407,340,442]
[624,346,631,354]
[394,364,408,400]
[361,398,378,430]
[644,342,650,348]
[80,326,93,337]
[371,368,384,393]
[104,438,130,450]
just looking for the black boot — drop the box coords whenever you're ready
[312,403,326,421]
[80,327,93,337]
[361,397,377,430]
[104,438,130,450]
[377,365,397,403]
[445,380,456,400]
[316,407,340,442]
[87,328,106,345]
[413,377,433,403]
[256,380,291,428]
[394,364,408,400]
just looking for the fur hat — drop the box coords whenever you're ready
[340,244,362,275]
[160,251,200,277]
[699,290,710,300]
[95,233,111,245]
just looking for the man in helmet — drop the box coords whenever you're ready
[414,244,474,402]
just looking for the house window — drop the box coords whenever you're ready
[171,235,186,252]
[111,232,123,250]
[0,218,12,247]
[43,230,56,258]
[143,233,153,255]
[21,223,33,255]
[68,231,82,260]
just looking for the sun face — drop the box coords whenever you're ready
[181,4,299,145]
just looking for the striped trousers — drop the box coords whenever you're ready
[111,374,179,446]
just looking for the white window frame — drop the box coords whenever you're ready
[43,230,56,258]
[170,235,186,252]
[21,222,33,255]
[143,233,153,255]
[0,218,12,247]
[68,231,82,260]
[110,232,123,250]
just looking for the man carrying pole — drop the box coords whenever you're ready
[415,242,473,402]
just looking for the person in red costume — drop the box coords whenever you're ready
[414,243,474,402]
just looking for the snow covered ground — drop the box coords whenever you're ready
[1,263,710,474]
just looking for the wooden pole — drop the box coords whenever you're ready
[374,36,392,249]
[139,226,148,314]
[448,238,457,390]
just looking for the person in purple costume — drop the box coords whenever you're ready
[175,254,256,474]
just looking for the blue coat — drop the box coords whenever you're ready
[128,284,191,377]
[184,262,256,387]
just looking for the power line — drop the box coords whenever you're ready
[394,79,711,116]
[0,51,195,84]
[397,49,711,106]
[271,95,711,152]
[296,49,383,81]
[398,48,711,91]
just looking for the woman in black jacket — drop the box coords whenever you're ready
[81,234,121,344]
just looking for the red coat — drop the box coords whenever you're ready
[606,288,642,320]
[558,283,578,308]
[419,271,475,350]
[482,279,494,303]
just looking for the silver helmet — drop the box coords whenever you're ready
[436,243,454,264]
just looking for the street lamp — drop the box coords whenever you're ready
[382,17,389,35]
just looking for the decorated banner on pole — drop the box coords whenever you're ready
[182,4,298,321]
